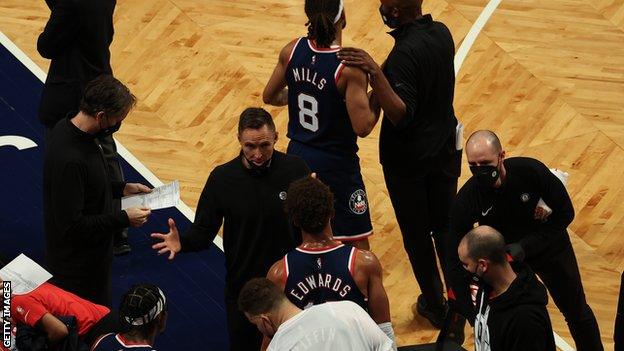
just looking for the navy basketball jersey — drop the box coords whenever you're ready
[283,244,368,310]
[91,333,156,351]
[285,38,358,170]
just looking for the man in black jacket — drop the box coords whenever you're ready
[458,225,555,351]
[38,0,131,255]
[337,0,462,332]
[151,107,310,351]
[38,0,115,129]
[447,130,603,350]
[44,76,151,307]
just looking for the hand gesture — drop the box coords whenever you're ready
[123,183,152,197]
[151,218,181,260]
[126,207,151,227]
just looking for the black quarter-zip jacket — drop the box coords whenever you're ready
[446,157,574,317]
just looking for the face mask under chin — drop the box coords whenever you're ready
[94,121,121,139]
[244,154,272,177]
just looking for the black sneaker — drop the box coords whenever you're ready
[412,294,447,329]
[113,230,131,256]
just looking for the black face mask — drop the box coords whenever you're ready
[95,115,121,139]
[469,157,501,187]
[379,5,400,28]
[244,155,272,177]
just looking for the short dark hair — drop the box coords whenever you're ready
[119,283,167,338]
[238,107,276,135]
[285,177,334,235]
[238,278,285,316]
[79,75,136,118]
[464,226,507,265]
[305,0,342,48]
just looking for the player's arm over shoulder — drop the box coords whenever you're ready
[263,39,299,105]
[342,66,379,137]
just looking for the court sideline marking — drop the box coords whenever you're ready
[452,0,574,349]
[1,2,575,347]
[0,30,224,251]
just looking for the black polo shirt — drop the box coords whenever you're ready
[380,14,457,169]
[180,151,310,301]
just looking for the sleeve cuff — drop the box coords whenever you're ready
[111,181,126,199]
[117,210,130,228]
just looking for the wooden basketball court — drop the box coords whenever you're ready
[1,0,622,348]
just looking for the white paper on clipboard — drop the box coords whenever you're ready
[0,254,52,295]
[121,180,180,210]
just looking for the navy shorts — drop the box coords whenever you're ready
[316,169,373,241]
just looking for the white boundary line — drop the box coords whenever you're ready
[451,1,575,349]
[454,0,502,74]
[2,11,576,348]
[0,29,224,251]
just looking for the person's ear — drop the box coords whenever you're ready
[274,130,279,143]
[95,111,105,122]
[500,150,506,160]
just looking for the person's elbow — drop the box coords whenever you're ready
[262,91,272,105]
[37,35,57,59]
[47,325,69,343]
[353,115,377,137]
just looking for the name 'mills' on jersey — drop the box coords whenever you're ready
[285,38,358,169]
[283,244,368,310]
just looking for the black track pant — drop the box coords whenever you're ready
[383,151,461,310]
[532,243,603,351]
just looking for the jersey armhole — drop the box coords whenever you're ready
[334,62,346,85]
[283,254,290,286]
[348,247,357,276]
[90,333,113,351]
[286,38,303,66]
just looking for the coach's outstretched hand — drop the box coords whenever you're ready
[151,218,181,260]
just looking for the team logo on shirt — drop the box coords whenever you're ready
[520,193,530,202]
[349,189,368,215]
[317,258,322,270]
[311,55,316,65]
[279,191,287,200]
[16,306,23,315]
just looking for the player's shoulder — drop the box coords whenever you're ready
[505,156,548,175]
[280,37,305,62]
[354,248,382,273]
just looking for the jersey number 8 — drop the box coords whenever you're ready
[297,93,319,132]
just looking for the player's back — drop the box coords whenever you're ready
[268,301,394,351]
[285,38,358,171]
[91,333,156,351]
[283,244,368,310]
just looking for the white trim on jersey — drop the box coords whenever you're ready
[306,39,340,53]
[295,244,345,254]
[333,229,373,241]
[334,62,346,83]
[284,254,290,278]
[348,247,356,274]
[115,334,154,349]
[287,37,303,65]
[90,333,113,351]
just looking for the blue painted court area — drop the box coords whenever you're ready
[0,43,228,350]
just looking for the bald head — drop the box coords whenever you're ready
[460,225,507,266]
[466,130,502,158]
